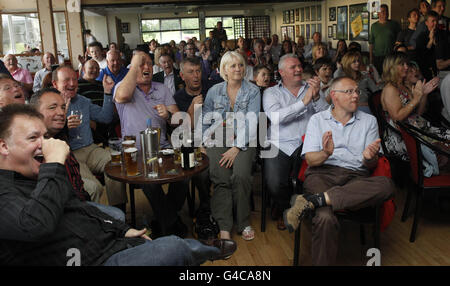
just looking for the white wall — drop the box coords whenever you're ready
[85,15,109,48]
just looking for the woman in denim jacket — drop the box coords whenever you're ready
[201,51,261,241]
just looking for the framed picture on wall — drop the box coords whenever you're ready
[305,7,310,21]
[290,10,295,23]
[370,0,380,19]
[311,6,316,21]
[317,24,322,36]
[337,6,348,40]
[300,7,305,22]
[296,8,299,22]
[296,25,300,37]
[281,26,295,41]
[306,24,310,39]
[301,24,305,37]
[349,3,370,41]
[328,26,333,38]
[121,23,130,34]
[317,5,322,21]
[333,24,337,40]
[329,7,336,21]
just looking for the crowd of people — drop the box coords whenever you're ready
[0,1,449,266]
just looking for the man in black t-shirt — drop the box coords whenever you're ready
[174,57,212,213]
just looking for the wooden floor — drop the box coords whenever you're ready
[100,169,450,266]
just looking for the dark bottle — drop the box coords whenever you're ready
[181,139,195,170]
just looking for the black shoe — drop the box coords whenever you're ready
[202,239,237,260]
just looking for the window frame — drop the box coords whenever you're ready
[205,15,234,39]
[141,17,200,44]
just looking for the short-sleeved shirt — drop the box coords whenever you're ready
[113,81,176,149]
[11,68,33,84]
[301,107,379,171]
[369,20,401,57]
[174,87,209,112]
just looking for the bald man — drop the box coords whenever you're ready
[33,52,56,93]
[96,50,129,86]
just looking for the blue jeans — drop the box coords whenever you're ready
[87,201,126,222]
[103,235,220,266]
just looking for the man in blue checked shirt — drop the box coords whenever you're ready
[52,65,127,212]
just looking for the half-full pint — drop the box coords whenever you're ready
[111,151,122,164]
[124,147,139,176]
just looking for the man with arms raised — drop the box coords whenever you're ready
[283,77,395,265]
[114,50,189,238]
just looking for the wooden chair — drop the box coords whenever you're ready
[397,121,450,242]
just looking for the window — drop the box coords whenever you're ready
[205,16,234,39]
[142,17,199,44]
[1,13,41,55]
[53,12,69,61]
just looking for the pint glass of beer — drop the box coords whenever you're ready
[124,147,139,176]
[108,138,122,165]
[122,140,136,149]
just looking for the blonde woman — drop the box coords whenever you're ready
[202,51,261,241]
[152,47,164,74]
[381,52,445,174]
[340,50,380,114]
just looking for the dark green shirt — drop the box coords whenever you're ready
[369,20,401,57]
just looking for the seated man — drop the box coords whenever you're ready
[263,54,327,230]
[174,57,212,213]
[96,50,129,86]
[283,76,395,266]
[114,50,189,238]
[33,52,56,93]
[0,74,26,108]
[77,59,104,104]
[29,87,125,221]
[0,104,236,266]
[52,65,127,211]
[3,54,33,97]
[152,53,184,95]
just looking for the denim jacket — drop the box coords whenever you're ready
[202,80,261,148]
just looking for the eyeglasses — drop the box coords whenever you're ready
[332,89,361,96]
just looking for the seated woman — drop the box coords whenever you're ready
[202,51,260,241]
[339,50,381,114]
[381,52,446,175]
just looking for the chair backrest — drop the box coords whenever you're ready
[397,123,423,186]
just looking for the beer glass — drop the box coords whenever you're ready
[173,148,181,164]
[122,140,136,149]
[124,147,139,176]
[108,137,122,165]
[147,156,159,178]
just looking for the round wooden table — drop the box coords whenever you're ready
[105,153,209,227]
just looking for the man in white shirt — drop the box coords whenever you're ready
[153,54,184,95]
[263,54,328,229]
[88,42,107,70]
[283,76,395,265]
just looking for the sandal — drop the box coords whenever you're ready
[241,226,255,241]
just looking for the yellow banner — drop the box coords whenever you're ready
[351,15,363,37]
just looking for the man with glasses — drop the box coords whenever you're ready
[283,76,395,265]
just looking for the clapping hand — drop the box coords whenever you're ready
[322,131,334,156]
[363,139,381,161]
[303,77,321,105]
[422,77,440,96]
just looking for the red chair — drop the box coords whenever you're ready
[292,155,395,266]
[397,121,450,242]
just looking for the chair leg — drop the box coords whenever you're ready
[401,185,414,222]
[293,223,301,266]
[261,176,267,232]
[359,224,366,245]
[374,204,380,249]
[187,179,196,218]
[410,188,424,242]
